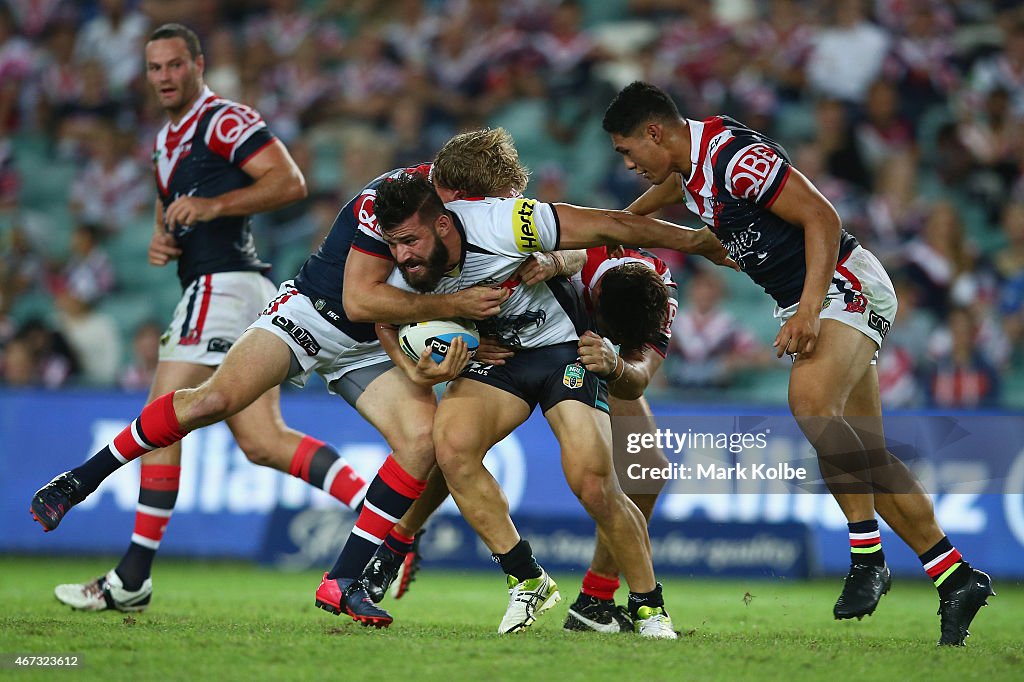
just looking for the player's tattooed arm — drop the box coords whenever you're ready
[514,250,586,285]
[766,168,841,357]
[163,140,307,230]
[148,198,181,266]
[625,173,685,216]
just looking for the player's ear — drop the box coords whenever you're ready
[195,53,205,74]
[646,122,662,144]
[435,212,452,236]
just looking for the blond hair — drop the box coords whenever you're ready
[432,127,530,197]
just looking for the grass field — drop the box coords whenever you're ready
[0,556,1020,681]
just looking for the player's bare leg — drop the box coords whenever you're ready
[433,380,531,553]
[789,320,878,521]
[47,330,367,612]
[843,365,943,552]
[546,401,653,592]
[844,363,994,644]
[788,320,890,620]
[171,329,292,429]
[547,400,674,638]
[589,395,664,578]
[566,394,666,633]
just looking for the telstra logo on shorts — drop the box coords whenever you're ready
[513,198,540,253]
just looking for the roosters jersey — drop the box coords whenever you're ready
[387,196,588,349]
[577,246,678,356]
[680,115,858,307]
[292,164,432,343]
[154,87,276,288]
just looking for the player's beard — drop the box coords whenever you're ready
[398,235,450,293]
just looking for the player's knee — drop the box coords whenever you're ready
[233,435,278,468]
[435,442,479,486]
[184,386,238,426]
[393,419,435,460]
[788,391,843,418]
[575,471,616,520]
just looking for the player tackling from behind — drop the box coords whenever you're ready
[31,23,375,612]
[369,163,735,637]
[601,81,994,645]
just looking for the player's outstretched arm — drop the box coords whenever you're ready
[766,168,841,357]
[553,203,738,270]
[164,140,307,230]
[625,173,685,216]
[344,249,509,324]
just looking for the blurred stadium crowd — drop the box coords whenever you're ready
[0,0,1022,409]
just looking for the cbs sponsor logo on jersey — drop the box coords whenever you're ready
[513,198,541,253]
[728,143,784,201]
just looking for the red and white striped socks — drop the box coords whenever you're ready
[115,463,181,590]
[288,436,368,510]
[919,536,971,597]
[72,392,188,496]
[328,455,426,580]
[848,519,885,566]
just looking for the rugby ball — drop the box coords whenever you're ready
[398,319,480,364]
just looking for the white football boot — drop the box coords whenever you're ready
[54,569,152,612]
[633,605,678,639]
[497,569,561,633]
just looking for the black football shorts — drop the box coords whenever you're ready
[458,341,609,414]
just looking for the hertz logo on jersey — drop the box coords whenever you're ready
[513,198,541,253]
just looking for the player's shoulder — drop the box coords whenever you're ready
[447,196,551,254]
[200,96,269,154]
[712,115,789,163]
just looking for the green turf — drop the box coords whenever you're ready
[0,556,1020,681]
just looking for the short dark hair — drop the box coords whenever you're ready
[596,262,669,353]
[374,172,447,233]
[148,23,202,59]
[602,81,681,137]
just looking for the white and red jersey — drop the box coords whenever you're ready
[679,115,858,307]
[576,246,678,357]
[387,196,587,349]
[153,86,275,288]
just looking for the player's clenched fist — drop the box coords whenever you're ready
[577,330,618,376]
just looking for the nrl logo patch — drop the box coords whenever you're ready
[563,363,585,389]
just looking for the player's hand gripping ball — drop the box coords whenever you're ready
[399,319,480,364]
